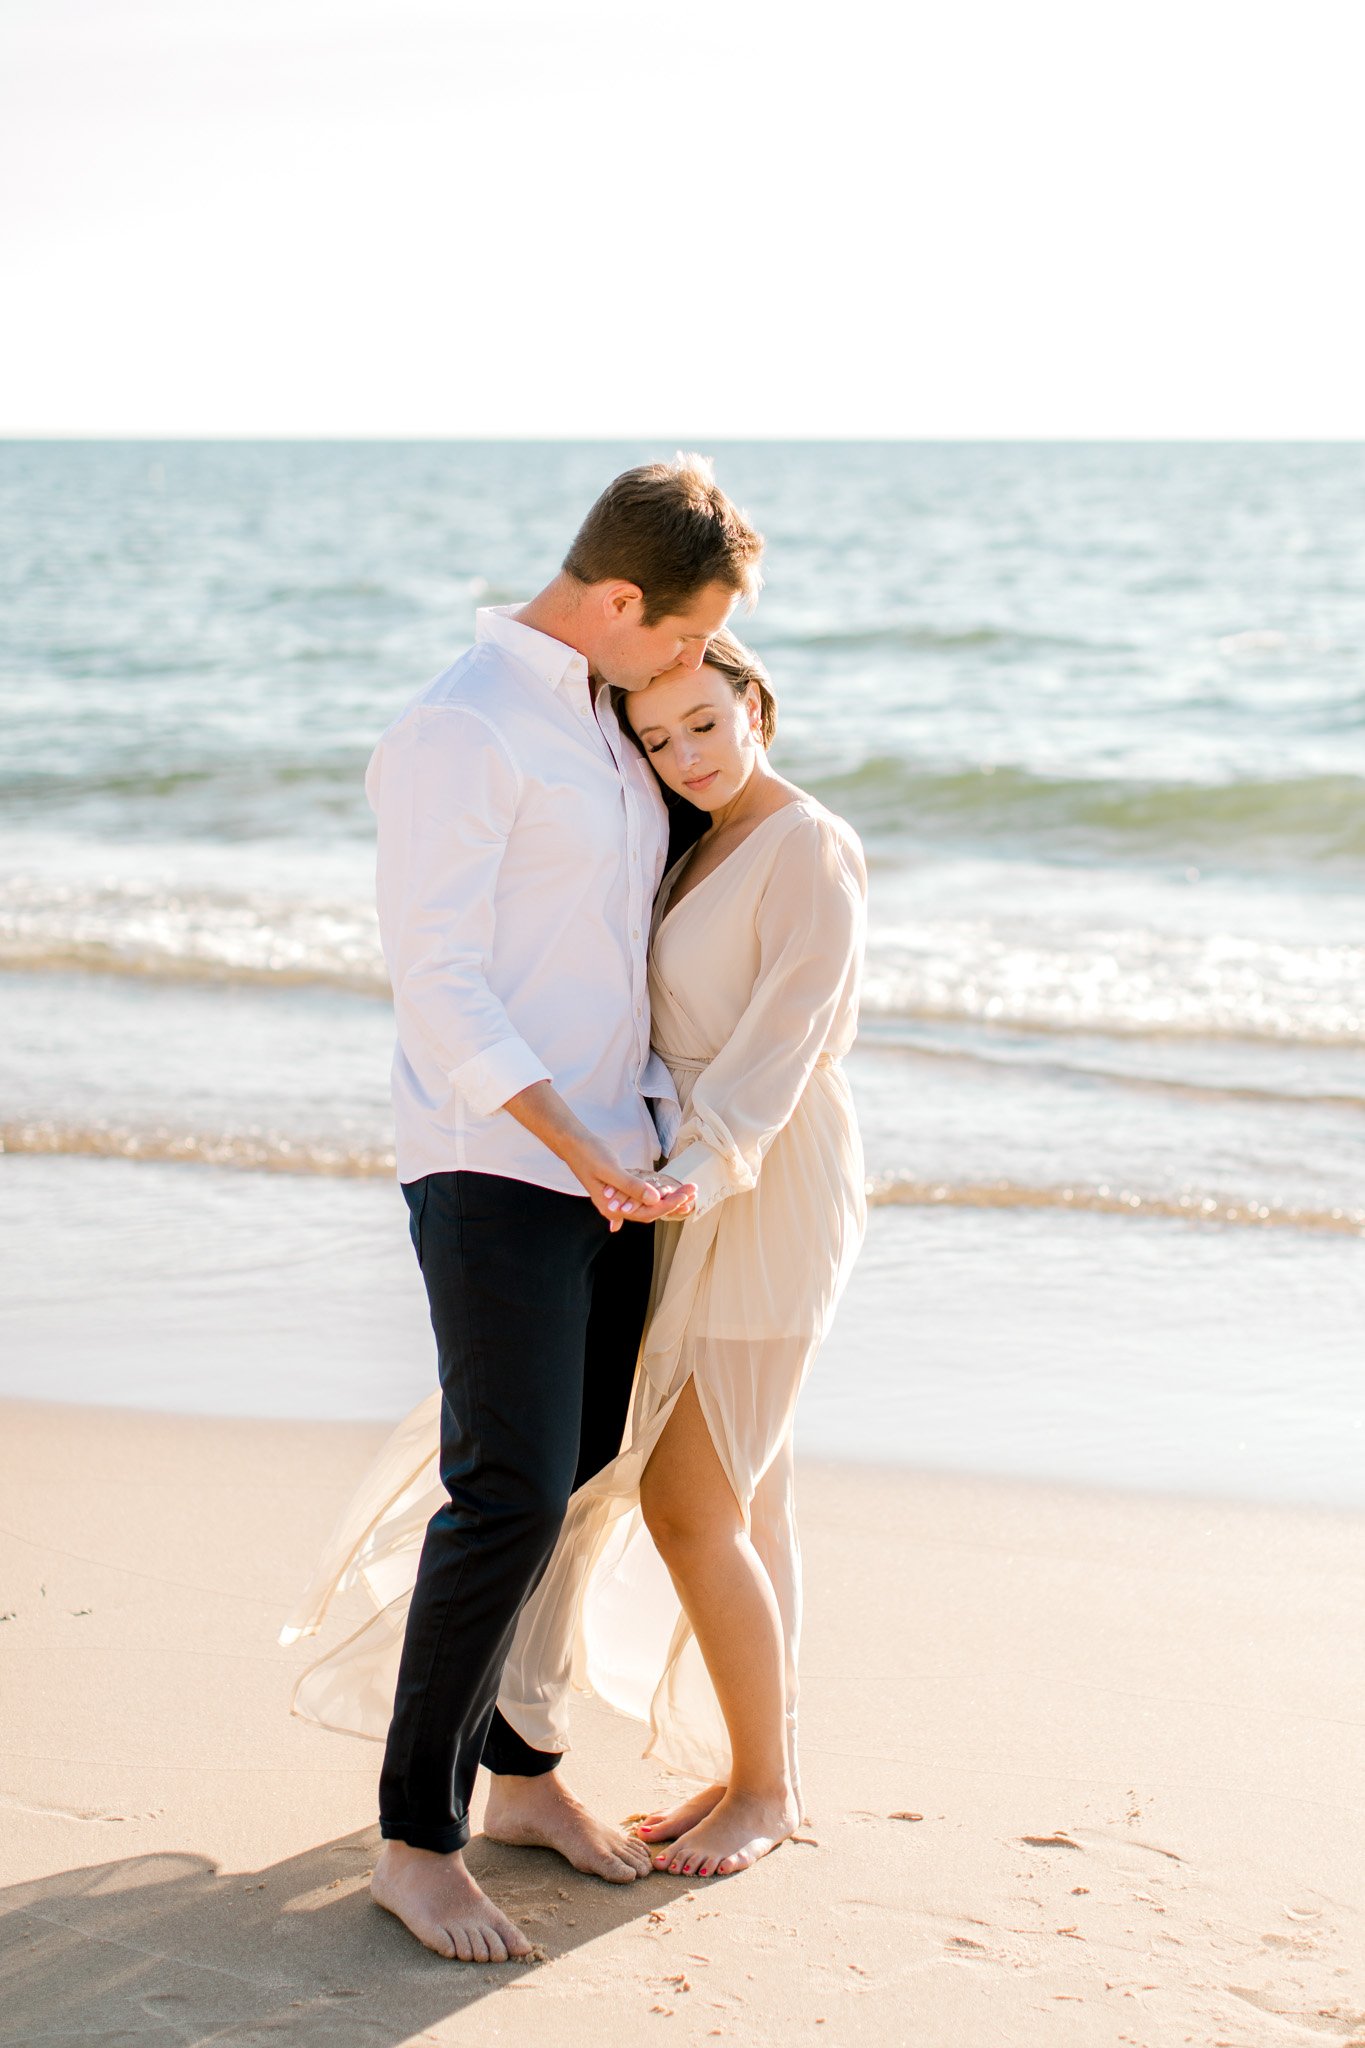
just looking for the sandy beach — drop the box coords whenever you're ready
[2,1398,1362,2046]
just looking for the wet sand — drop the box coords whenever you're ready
[2,1399,1362,2046]
[3,1153,1362,1506]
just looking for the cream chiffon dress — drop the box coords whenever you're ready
[282,797,867,1806]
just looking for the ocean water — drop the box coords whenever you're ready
[1,440,1362,1501]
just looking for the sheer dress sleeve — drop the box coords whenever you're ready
[664,810,866,1218]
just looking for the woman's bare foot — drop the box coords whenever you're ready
[633,1782,726,1844]
[653,1786,799,1879]
[371,1840,531,1962]
[483,1772,654,1881]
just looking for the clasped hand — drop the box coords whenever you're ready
[575,1146,695,1230]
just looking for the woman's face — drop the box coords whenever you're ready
[625,661,761,812]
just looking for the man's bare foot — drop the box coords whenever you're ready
[633,1781,726,1844]
[371,1839,531,1962]
[652,1786,799,1879]
[483,1771,654,1882]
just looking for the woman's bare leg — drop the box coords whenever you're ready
[637,1379,799,1877]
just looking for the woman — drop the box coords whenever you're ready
[283,629,866,1880]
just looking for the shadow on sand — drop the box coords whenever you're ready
[0,1825,686,2044]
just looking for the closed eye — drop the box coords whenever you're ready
[646,721,714,757]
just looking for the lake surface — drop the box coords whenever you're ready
[2,440,1361,1502]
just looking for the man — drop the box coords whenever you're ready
[365,456,764,1962]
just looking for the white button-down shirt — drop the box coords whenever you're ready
[366,605,676,1193]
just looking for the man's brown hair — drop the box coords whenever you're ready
[563,454,763,624]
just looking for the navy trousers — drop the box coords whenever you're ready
[378,1169,654,1853]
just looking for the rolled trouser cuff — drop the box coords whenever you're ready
[379,1814,471,1854]
[481,1705,563,1778]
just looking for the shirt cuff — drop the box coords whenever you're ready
[664,1137,752,1219]
[448,1036,553,1118]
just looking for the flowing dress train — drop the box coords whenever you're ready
[281,798,867,1807]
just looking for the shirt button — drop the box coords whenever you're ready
[632,929,640,940]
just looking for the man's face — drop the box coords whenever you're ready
[595,580,738,693]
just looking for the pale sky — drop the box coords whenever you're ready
[2,0,1361,438]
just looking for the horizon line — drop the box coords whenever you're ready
[5,431,1364,447]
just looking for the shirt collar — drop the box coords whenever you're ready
[476,604,592,696]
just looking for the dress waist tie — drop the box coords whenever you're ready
[661,1049,840,1075]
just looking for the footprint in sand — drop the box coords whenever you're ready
[1060,1827,1184,1869]
[1282,1891,1348,1922]
[1226,1987,1365,2039]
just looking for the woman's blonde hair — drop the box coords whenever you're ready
[701,626,778,749]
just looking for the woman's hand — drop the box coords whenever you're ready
[565,1140,696,1231]
[601,1173,696,1223]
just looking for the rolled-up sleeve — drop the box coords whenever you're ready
[369,705,552,1117]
